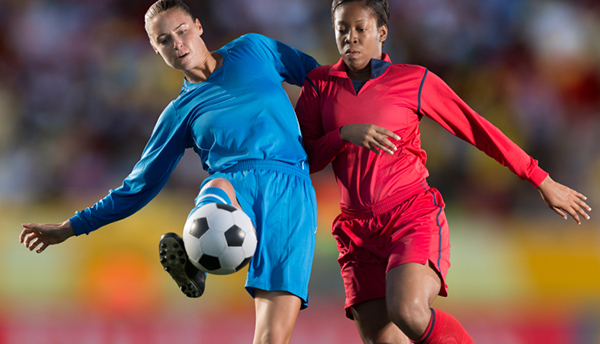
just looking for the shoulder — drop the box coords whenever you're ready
[387,63,428,77]
[220,33,277,60]
[158,101,180,121]
[306,64,335,81]
[382,64,431,88]
[229,33,271,49]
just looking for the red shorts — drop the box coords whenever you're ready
[332,185,450,319]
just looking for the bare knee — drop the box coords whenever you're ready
[386,298,431,340]
[386,263,441,340]
[351,298,409,344]
[253,330,291,344]
[253,290,300,344]
[204,178,234,192]
[203,178,240,208]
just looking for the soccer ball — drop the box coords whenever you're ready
[182,203,257,275]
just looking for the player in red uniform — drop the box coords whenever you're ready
[296,0,592,343]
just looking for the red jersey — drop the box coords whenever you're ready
[296,53,548,212]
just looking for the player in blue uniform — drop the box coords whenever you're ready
[19,1,319,343]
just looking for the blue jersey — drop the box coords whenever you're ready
[69,34,319,235]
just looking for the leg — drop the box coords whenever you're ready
[386,262,473,343]
[201,178,241,209]
[386,262,441,339]
[253,289,301,344]
[159,178,240,298]
[351,297,410,344]
[159,232,206,297]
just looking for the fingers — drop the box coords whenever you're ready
[374,127,400,155]
[369,130,400,155]
[576,200,591,220]
[556,198,590,225]
[552,207,567,220]
[563,207,582,225]
[369,139,394,155]
[36,243,49,254]
[20,223,48,253]
[19,226,34,243]
[568,191,591,224]
[539,179,591,225]
[376,126,401,141]
[22,229,39,248]
[28,236,43,252]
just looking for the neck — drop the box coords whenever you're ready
[346,62,372,81]
[184,51,222,83]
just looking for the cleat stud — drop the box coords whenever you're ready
[160,257,166,263]
[177,250,184,256]
[173,243,179,248]
[159,250,166,255]
[169,255,176,260]
[164,266,171,272]
[160,243,167,249]
[180,285,186,292]
[179,258,186,264]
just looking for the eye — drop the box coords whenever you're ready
[157,36,170,45]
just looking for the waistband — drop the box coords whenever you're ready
[218,160,310,181]
[340,180,430,219]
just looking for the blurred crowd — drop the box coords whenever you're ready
[0,0,599,219]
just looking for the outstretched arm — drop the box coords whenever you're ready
[20,220,75,253]
[537,176,591,224]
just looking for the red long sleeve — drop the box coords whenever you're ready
[296,54,548,212]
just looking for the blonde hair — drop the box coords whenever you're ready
[144,0,193,32]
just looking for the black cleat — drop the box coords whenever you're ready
[159,232,206,298]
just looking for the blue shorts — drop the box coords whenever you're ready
[200,160,317,308]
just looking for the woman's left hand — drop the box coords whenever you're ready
[537,176,591,224]
[339,123,400,155]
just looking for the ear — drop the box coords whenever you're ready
[195,18,204,36]
[378,24,388,44]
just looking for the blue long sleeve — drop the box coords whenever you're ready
[69,34,318,236]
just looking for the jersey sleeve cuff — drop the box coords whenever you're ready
[528,166,549,188]
[326,127,349,152]
[68,213,89,236]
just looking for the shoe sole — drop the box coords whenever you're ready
[159,233,204,298]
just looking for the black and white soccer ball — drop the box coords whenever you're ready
[182,203,257,275]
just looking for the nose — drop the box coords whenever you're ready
[173,37,184,50]
[345,29,358,44]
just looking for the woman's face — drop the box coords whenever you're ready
[333,1,387,73]
[146,9,207,72]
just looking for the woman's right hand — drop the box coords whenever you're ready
[340,123,400,155]
[20,220,75,253]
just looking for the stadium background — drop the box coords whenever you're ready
[0,0,599,343]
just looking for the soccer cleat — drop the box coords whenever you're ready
[159,232,206,298]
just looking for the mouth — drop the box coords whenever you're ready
[345,49,360,57]
[178,52,189,59]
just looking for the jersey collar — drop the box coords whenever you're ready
[329,52,392,80]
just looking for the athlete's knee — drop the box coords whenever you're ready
[202,178,240,208]
[386,297,431,340]
[204,178,234,193]
[253,329,293,344]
